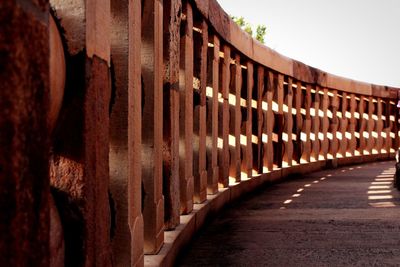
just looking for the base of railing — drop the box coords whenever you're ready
[144,153,394,267]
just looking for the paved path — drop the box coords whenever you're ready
[177,161,400,266]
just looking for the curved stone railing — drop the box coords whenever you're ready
[2,0,399,266]
[141,0,399,265]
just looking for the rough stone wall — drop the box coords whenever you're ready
[0,1,50,266]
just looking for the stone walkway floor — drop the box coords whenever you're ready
[177,161,400,266]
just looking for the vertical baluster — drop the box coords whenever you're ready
[110,0,144,264]
[198,20,208,202]
[256,66,265,173]
[238,60,245,180]
[283,78,293,167]
[51,0,112,264]
[384,99,392,154]
[321,88,330,160]
[245,62,254,177]
[229,54,241,182]
[311,86,321,161]
[193,18,208,203]
[330,90,339,159]
[219,45,231,187]
[391,100,399,153]
[85,0,113,263]
[206,35,220,194]
[302,85,312,163]
[163,0,182,228]
[349,94,357,156]
[339,93,348,157]
[376,98,383,153]
[179,1,194,213]
[358,95,367,156]
[273,74,284,168]
[367,97,375,154]
[265,71,275,170]
[142,0,164,253]
[129,1,144,262]
[294,81,303,164]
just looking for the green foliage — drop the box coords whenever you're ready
[231,16,267,44]
[256,25,267,44]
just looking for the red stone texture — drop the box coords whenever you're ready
[51,55,112,267]
[0,1,50,266]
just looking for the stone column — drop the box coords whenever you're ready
[283,78,294,167]
[50,0,112,265]
[348,94,357,156]
[229,54,242,182]
[358,96,367,156]
[109,0,144,265]
[0,1,50,266]
[219,45,231,187]
[193,19,208,203]
[321,88,330,160]
[163,0,182,230]
[179,1,194,213]
[311,87,321,161]
[245,62,254,177]
[302,85,312,163]
[265,71,275,171]
[293,82,303,164]
[142,0,164,254]
[255,66,265,173]
[206,35,220,194]
[330,90,339,159]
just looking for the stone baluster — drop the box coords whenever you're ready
[179,1,194,214]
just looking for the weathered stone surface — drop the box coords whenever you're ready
[129,1,144,264]
[321,89,329,160]
[311,86,321,161]
[264,71,275,171]
[109,0,144,265]
[330,90,339,159]
[142,0,164,254]
[229,54,242,182]
[245,62,254,177]
[86,0,111,63]
[339,93,349,158]
[163,0,182,229]
[348,94,357,155]
[50,0,86,55]
[302,85,312,163]
[0,1,50,266]
[219,45,231,187]
[193,19,208,204]
[51,56,112,267]
[366,97,375,154]
[179,1,194,214]
[376,98,384,153]
[283,78,293,167]
[206,35,220,195]
[207,0,230,43]
[273,74,284,168]
[255,66,265,173]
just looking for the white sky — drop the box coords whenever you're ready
[216,0,400,88]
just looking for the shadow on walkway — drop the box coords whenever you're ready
[177,161,400,266]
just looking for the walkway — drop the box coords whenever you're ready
[177,161,400,266]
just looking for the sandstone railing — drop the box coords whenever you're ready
[1,0,399,266]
